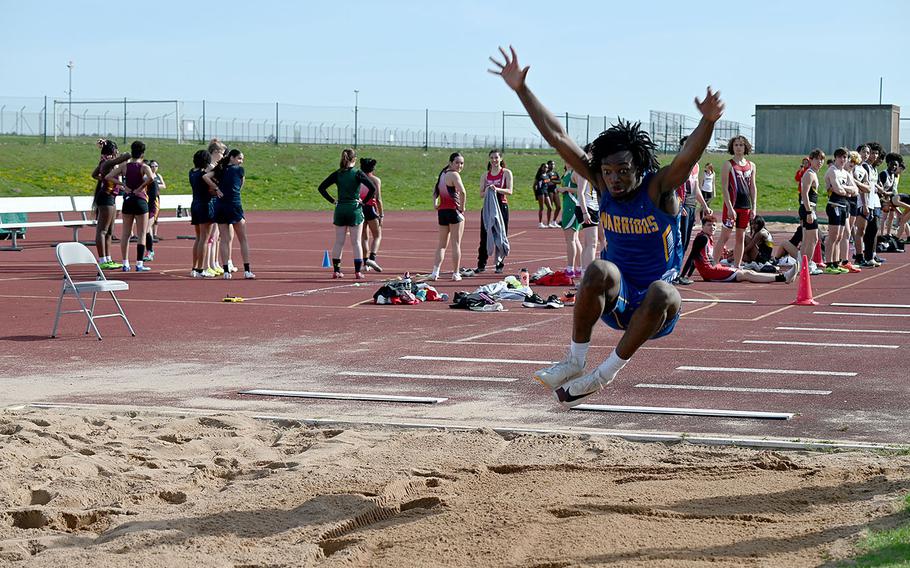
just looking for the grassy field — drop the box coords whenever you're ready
[842,493,910,567]
[0,135,812,212]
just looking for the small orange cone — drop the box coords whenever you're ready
[791,255,818,306]
[812,240,823,266]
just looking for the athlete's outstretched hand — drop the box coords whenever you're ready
[488,45,528,92]
[695,87,725,123]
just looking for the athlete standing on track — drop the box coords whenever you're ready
[557,163,582,277]
[92,139,129,270]
[317,148,377,280]
[533,163,552,228]
[430,152,467,281]
[490,45,724,407]
[144,159,165,262]
[546,160,562,227]
[105,140,154,272]
[718,135,757,269]
[209,149,255,280]
[799,149,825,275]
[823,148,853,274]
[204,139,228,276]
[359,158,384,273]
[475,149,513,274]
[189,149,216,278]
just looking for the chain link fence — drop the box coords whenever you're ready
[0,95,755,151]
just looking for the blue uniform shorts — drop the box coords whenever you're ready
[599,273,680,339]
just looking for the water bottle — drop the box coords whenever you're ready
[519,268,530,287]
[177,204,183,218]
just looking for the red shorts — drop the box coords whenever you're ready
[722,206,751,229]
[698,264,737,282]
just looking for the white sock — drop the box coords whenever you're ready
[431,265,441,277]
[595,350,629,384]
[569,341,590,363]
[122,260,130,267]
[136,260,144,268]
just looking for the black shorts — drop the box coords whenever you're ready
[847,196,859,216]
[215,203,244,225]
[94,189,117,208]
[363,204,380,222]
[575,207,599,228]
[826,203,847,226]
[437,209,463,226]
[788,225,803,247]
[122,195,149,215]
[190,200,215,225]
[799,203,818,230]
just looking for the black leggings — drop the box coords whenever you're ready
[863,207,881,261]
[680,204,696,257]
[477,202,509,269]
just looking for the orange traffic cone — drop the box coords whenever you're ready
[812,240,823,267]
[791,255,818,306]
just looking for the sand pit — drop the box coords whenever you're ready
[0,408,908,567]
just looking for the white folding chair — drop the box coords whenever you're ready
[51,242,135,340]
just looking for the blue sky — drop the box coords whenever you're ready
[1,0,907,133]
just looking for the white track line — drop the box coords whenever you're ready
[239,389,446,404]
[401,355,554,365]
[422,340,767,353]
[681,298,756,304]
[337,371,516,383]
[831,302,910,309]
[572,404,793,420]
[743,340,898,349]
[635,383,831,395]
[677,365,856,377]
[814,311,910,318]
[776,326,910,335]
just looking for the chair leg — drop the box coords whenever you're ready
[85,292,98,335]
[73,290,103,340]
[108,291,136,337]
[50,281,67,338]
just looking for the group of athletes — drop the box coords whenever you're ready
[91,138,255,279]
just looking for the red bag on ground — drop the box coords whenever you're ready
[534,271,574,286]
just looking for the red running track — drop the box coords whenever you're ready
[1,210,908,446]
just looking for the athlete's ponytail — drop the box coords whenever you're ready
[339,148,356,170]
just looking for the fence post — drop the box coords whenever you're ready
[123,97,127,144]
[275,102,279,145]
[586,114,590,144]
[424,109,429,150]
[202,99,206,142]
[565,112,569,136]
[501,111,505,152]
[43,96,47,144]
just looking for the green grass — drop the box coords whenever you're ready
[842,493,910,567]
[0,135,809,212]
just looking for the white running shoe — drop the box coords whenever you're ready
[554,368,613,408]
[202,268,217,278]
[452,272,462,282]
[784,263,798,283]
[538,222,547,229]
[222,272,232,280]
[227,261,239,273]
[533,356,585,389]
[549,222,560,228]
[365,258,383,272]
[191,270,202,278]
[244,270,256,279]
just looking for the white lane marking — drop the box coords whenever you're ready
[244,283,362,301]
[682,298,756,304]
[743,340,899,349]
[338,371,516,383]
[572,404,792,420]
[776,326,910,335]
[831,302,910,309]
[814,311,910,318]
[677,365,856,377]
[239,389,446,404]
[634,383,831,395]
[401,355,555,364]
[453,316,562,343]
[422,340,767,353]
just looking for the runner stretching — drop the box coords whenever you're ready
[680,215,797,283]
[490,46,724,406]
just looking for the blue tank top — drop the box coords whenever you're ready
[599,172,682,288]
[189,169,210,204]
[218,165,244,205]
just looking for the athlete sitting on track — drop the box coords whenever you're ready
[680,215,797,284]
[490,45,724,407]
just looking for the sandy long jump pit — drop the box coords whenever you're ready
[0,408,909,566]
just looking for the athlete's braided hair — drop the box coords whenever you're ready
[588,119,659,176]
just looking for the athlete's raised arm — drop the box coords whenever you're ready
[489,46,593,185]
[651,87,724,197]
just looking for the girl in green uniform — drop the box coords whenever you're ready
[557,164,582,276]
[318,148,377,279]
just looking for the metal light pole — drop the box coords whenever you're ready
[66,60,74,137]
[353,89,359,148]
